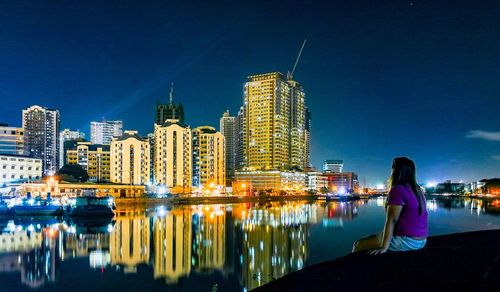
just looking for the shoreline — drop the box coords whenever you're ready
[255,229,500,291]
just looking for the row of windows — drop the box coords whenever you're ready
[1,165,40,171]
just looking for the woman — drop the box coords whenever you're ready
[352,157,428,254]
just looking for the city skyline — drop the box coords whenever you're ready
[1,1,499,184]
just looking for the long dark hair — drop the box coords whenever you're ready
[388,157,425,214]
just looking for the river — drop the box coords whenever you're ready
[1,197,499,291]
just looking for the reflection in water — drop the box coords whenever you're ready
[0,197,500,291]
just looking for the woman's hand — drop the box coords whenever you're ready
[368,248,388,255]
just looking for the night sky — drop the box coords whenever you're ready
[1,0,499,185]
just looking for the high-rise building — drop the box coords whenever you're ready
[22,105,60,175]
[90,119,123,145]
[66,142,110,182]
[323,160,343,173]
[0,123,24,155]
[110,131,150,185]
[155,84,185,125]
[220,110,235,184]
[242,72,308,171]
[235,106,246,170]
[59,129,85,168]
[154,119,192,193]
[192,126,225,188]
[305,108,311,167]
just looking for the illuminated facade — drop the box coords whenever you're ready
[235,170,306,193]
[110,131,150,185]
[242,72,308,171]
[0,154,42,183]
[324,172,359,194]
[154,120,192,193]
[192,126,225,189]
[66,141,110,182]
[306,171,329,192]
[22,105,60,175]
[153,209,192,284]
[0,124,24,155]
[323,160,343,173]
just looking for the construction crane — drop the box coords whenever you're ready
[287,39,307,81]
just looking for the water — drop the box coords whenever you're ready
[1,197,500,292]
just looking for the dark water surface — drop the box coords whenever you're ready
[1,197,500,292]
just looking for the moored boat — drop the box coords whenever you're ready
[66,196,115,218]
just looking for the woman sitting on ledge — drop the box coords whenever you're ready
[353,157,428,255]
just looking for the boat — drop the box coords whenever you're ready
[12,196,63,216]
[66,196,115,218]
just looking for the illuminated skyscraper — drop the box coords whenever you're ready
[154,119,192,193]
[110,131,151,185]
[219,110,236,183]
[192,126,225,189]
[235,106,246,170]
[22,105,60,175]
[90,119,123,145]
[242,72,308,171]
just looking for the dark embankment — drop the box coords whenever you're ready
[256,229,500,291]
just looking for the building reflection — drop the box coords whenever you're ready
[192,206,226,272]
[240,203,310,290]
[110,215,150,273]
[153,208,192,284]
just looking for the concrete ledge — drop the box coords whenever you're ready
[255,229,500,291]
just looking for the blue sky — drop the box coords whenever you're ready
[1,0,499,185]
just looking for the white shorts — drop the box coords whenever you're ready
[388,236,427,251]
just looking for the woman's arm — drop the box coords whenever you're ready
[369,204,402,255]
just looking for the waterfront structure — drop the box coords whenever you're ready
[435,180,466,194]
[220,110,236,184]
[323,160,343,173]
[90,119,123,145]
[19,180,145,198]
[22,105,60,175]
[242,72,308,171]
[234,170,306,193]
[323,172,359,194]
[0,124,24,156]
[306,171,329,193]
[0,154,42,183]
[110,131,150,185]
[155,84,185,125]
[66,142,110,182]
[192,126,225,190]
[154,119,192,193]
[59,129,85,168]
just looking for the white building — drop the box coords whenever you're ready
[154,120,192,193]
[110,131,150,185]
[90,120,123,145]
[22,105,60,175]
[0,154,42,184]
[219,111,235,181]
[323,160,343,173]
[306,172,329,193]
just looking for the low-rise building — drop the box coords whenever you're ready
[0,154,42,184]
[306,171,329,193]
[323,172,359,194]
[66,142,111,183]
[234,170,306,194]
[20,180,145,198]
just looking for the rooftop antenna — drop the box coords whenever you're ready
[287,39,307,80]
[169,82,174,104]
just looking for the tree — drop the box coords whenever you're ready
[56,164,89,182]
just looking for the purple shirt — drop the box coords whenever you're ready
[387,184,428,238]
